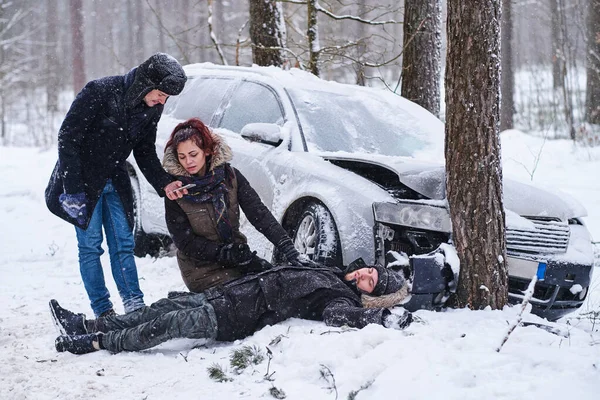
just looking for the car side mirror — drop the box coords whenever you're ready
[240,123,283,146]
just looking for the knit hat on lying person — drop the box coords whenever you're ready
[371,265,406,296]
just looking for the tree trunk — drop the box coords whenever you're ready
[155,0,166,51]
[500,0,514,131]
[355,0,367,86]
[46,0,59,113]
[90,0,99,77]
[401,0,442,117]
[586,0,600,124]
[135,0,145,63]
[126,0,135,66]
[70,0,86,94]
[307,0,320,76]
[249,0,287,67]
[196,4,208,61]
[550,0,563,89]
[445,0,508,311]
[181,0,191,62]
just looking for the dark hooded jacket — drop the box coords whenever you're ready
[163,131,292,292]
[202,265,391,342]
[45,53,187,229]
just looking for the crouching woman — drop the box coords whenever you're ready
[162,118,305,292]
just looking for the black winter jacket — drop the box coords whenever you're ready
[45,68,173,229]
[203,265,390,342]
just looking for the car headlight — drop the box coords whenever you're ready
[373,201,451,233]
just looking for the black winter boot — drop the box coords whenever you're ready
[55,333,102,354]
[49,299,88,336]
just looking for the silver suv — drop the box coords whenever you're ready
[127,63,594,321]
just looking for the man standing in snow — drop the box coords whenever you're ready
[50,263,413,354]
[45,53,188,318]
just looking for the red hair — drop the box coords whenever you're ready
[164,118,217,157]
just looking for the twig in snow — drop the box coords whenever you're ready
[264,346,276,381]
[496,275,538,352]
[319,364,338,400]
[347,380,374,400]
[269,386,286,399]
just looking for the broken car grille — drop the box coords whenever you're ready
[506,218,570,255]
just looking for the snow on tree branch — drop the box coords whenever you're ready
[314,2,401,25]
[279,0,401,25]
[207,0,228,65]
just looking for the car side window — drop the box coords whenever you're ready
[164,77,234,125]
[219,81,284,133]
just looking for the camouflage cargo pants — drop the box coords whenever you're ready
[98,293,218,353]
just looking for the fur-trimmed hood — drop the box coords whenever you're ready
[361,282,411,309]
[162,130,233,177]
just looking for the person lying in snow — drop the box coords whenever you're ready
[50,262,413,354]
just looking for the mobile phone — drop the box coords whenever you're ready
[173,183,196,192]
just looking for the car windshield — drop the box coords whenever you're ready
[288,88,444,158]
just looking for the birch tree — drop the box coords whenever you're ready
[445,0,508,311]
[307,0,319,75]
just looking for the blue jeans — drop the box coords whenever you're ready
[75,180,145,317]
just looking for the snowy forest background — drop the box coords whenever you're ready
[1,1,600,398]
[0,0,598,148]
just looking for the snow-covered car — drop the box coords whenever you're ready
[127,63,594,321]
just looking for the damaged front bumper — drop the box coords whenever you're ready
[373,202,595,321]
[506,223,594,321]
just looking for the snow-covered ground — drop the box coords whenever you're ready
[1,131,599,399]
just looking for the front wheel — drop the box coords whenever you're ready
[292,202,342,268]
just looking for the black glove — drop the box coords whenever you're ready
[383,309,413,330]
[277,237,301,264]
[217,243,255,268]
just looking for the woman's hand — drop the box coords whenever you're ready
[164,181,186,200]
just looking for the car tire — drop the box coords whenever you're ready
[292,202,342,267]
[130,174,172,258]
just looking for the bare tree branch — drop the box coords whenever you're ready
[314,2,401,25]
[279,0,401,25]
[145,0,190,64]
[235,20,249,66]
[207,0,228,65]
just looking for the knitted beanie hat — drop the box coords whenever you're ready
[125,53,186,107]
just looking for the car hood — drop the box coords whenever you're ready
[320,151,587,221]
